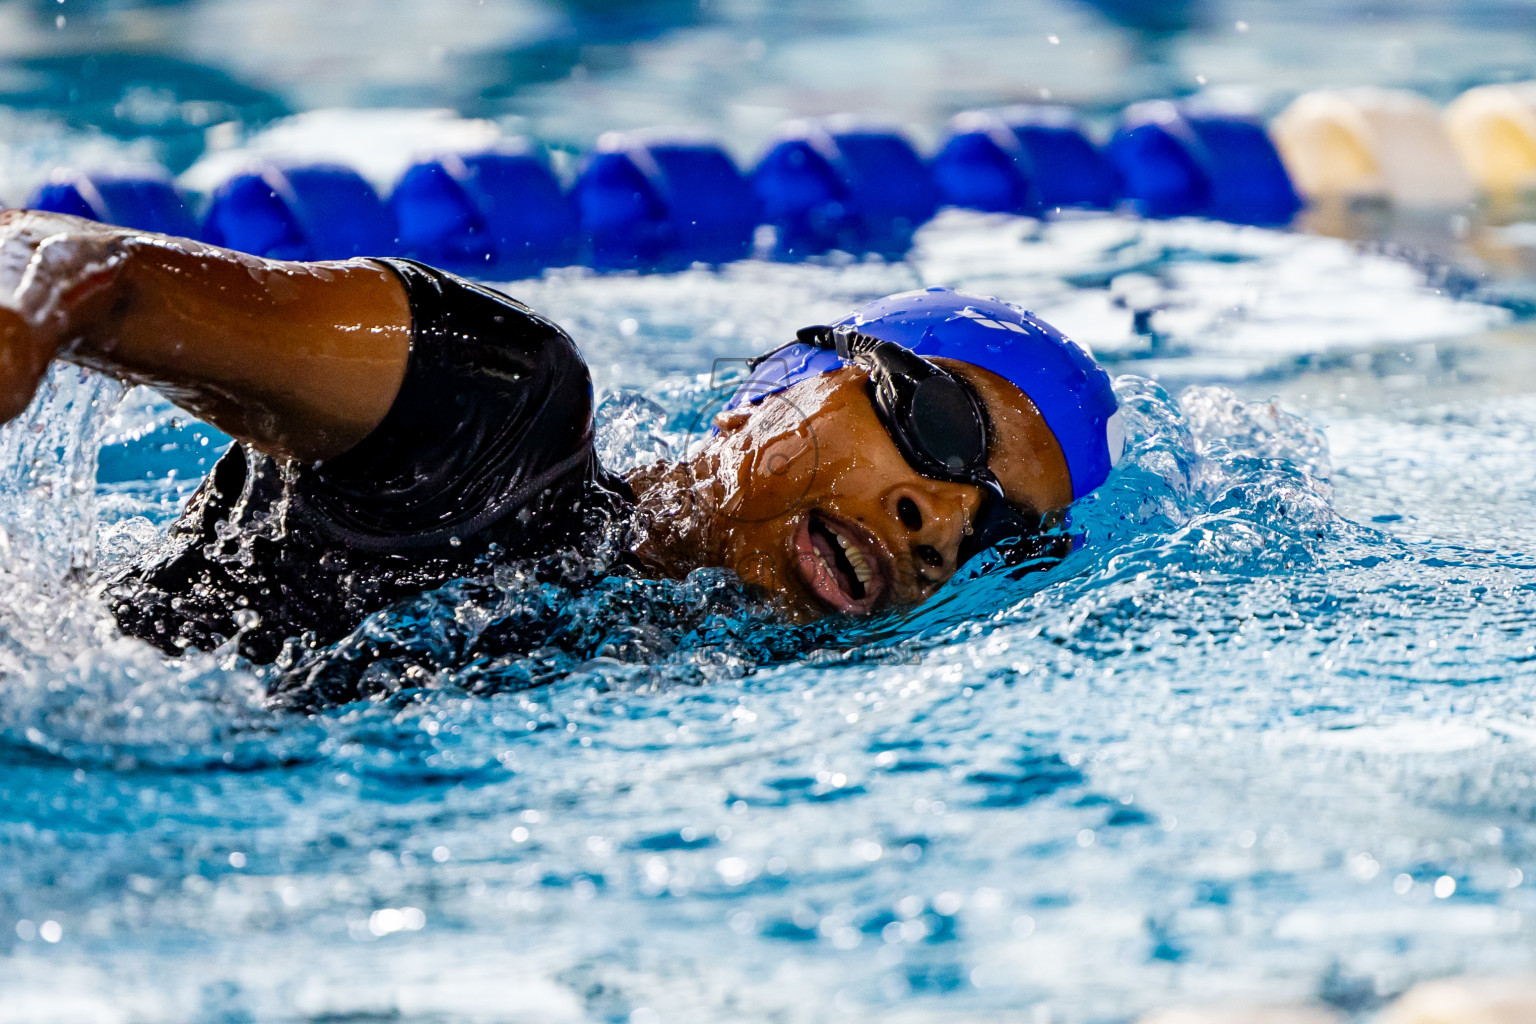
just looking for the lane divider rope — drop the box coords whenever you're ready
[14,83,1536,272]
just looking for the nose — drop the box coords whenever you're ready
[887,485,973,586]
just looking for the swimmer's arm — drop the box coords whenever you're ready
[0,209,411,463]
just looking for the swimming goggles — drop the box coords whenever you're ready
[748,324,1060,567]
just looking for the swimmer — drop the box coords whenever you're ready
[0,210,1120,681]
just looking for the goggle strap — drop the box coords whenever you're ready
[745,339,800,371]
[833,326,853,360]
[796,324,887,360]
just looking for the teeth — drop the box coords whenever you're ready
[831,528,874,584]
[815,521,877,593]
[847,547,873,584]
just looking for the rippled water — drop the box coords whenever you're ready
[2,209,1535,1022]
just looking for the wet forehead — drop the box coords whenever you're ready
[938,359,1074,513]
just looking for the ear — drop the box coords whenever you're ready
[713,406,752,434]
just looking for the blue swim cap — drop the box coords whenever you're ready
[727,287,1123,500]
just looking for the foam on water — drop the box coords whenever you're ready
[1,212,1534,1022]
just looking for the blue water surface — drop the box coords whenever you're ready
[0,208,1533,1023]
[5,1,1536,1020]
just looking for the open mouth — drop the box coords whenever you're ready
[793,509,890,615]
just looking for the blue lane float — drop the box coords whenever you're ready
[572,134,757,271]
[29,101,1306,270]
[202,162,396,261]
[1108,101,1299,225]
[1009,107,1122,211]
[1107,102,1214,218]
[931,107,1122,216]
[29,169,199,238]
[931,112,1038,214]
[1183,110,1301,226]
[391,145,577,276]
[753,121,938,259]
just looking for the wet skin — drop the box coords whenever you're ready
[0,209,409,462]
[0,210,1073,622]
[627,362,1074,621]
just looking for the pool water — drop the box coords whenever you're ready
[0,205,1534,1022]
[8,2,1536,1021]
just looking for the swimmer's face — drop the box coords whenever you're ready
[702,361,1074,620]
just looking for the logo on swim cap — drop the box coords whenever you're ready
[728,286,1121,500]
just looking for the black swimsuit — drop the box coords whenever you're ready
[106,259,635,674]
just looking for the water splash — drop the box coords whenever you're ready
[593,387,674,474]
[0,214,1526,1023]
[0,369,293,771]
[0,364,118,602]
[243,370,1360,722]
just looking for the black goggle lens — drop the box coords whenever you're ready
[906,375,987,477]
[794,325,990,485]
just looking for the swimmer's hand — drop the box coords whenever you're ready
[0,211,127,423]
[0,209,411,462]
[0,304,56,423]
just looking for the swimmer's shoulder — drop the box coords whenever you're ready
[370,257,578,366]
